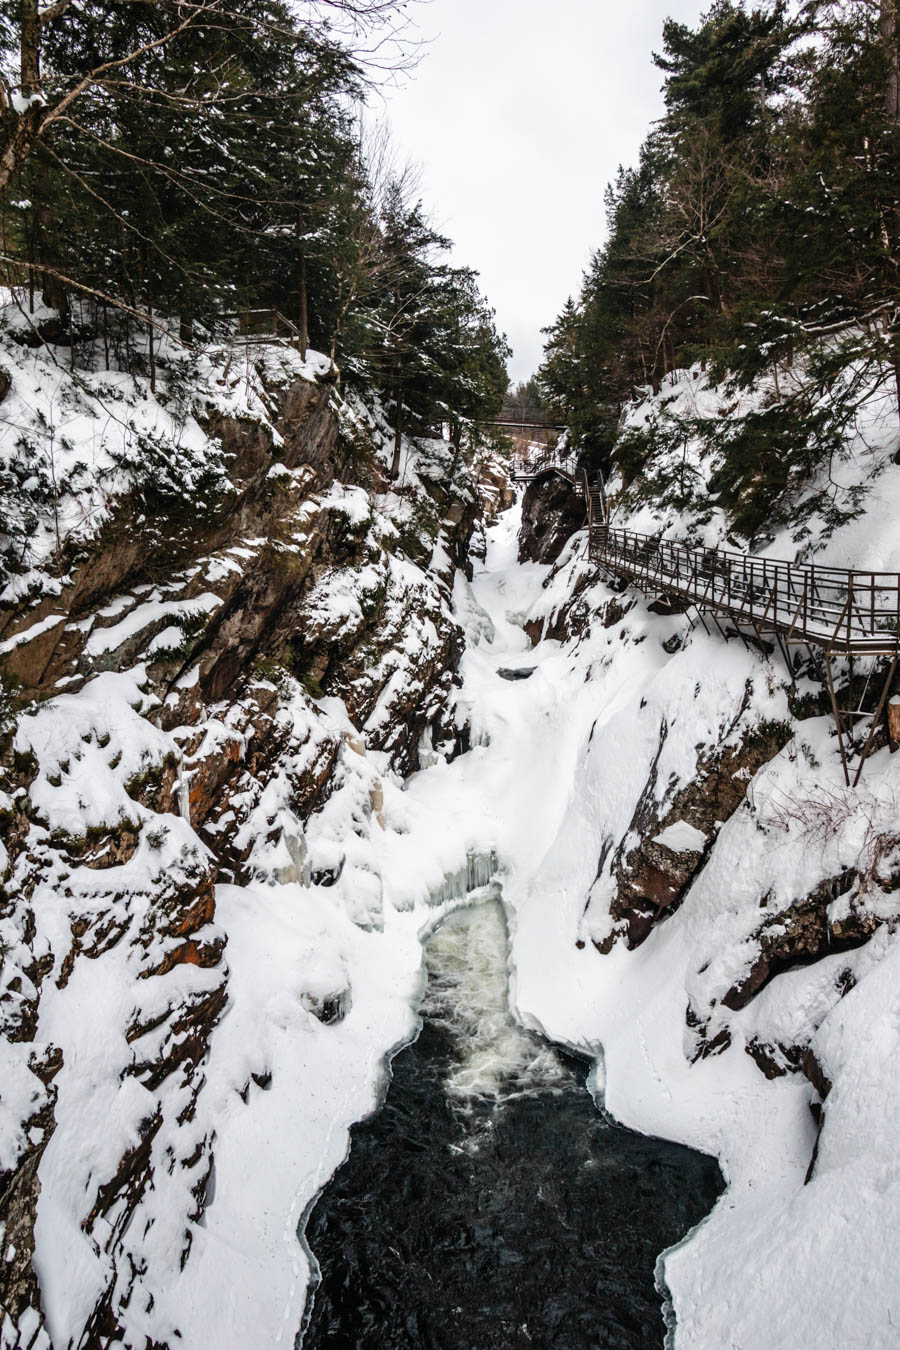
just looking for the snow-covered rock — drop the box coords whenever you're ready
[0,307,490,1346]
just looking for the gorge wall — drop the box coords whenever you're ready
[0,319,502,1348]
[505,381,900,1349]
[6,328,900,1350]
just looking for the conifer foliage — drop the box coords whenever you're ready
[538,0,900,541]
[0,0,508,455]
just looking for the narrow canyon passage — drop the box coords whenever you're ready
[299,506,723,1348]
[300,898,722,1349]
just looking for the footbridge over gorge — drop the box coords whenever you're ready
[484,420,568,466]
[516,445,900,785]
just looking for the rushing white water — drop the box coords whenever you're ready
[422,898,569,1105]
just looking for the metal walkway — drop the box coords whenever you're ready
[517,450,900,783]
[511,444,577,485]
[587,521,900,658]
[583,489,900,784]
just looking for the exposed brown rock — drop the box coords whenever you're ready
[685,999,732,1059]
[523,617,544,646]
[802,1046,833,1101]
[478,460,514,524]
[601,717,793,952]
[150,933,225,977]
[186,734,243,821]
[0,609,67,687]
[0,1047,60,1324]
[692,869,899,1084]
[720,865,895,1016]
[522,567,602,648]
[745,1037,805,1080]
[128,983,228,1091]
[0,357,493,1344]
[602,596,634,629]
[517,474,585,564]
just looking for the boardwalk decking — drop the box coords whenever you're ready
[585,516,900,783]
[514,446,900,656]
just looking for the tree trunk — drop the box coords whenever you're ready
[891,341,900,424]
[148,302,156,393]
[297,247,308,361]
[35,152,68,319]
[881,2,900,420]
[447,435,462,487]
[21,0,40,96]
[0,0,46,199]
[882,0,900,118]
[650,351,661,395]
[390,384,403,479]
[0,100,46,199]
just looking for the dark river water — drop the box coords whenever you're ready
[300,898,722,1350]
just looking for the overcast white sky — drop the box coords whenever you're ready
[382,0,709,382]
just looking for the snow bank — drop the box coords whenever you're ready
[418,500,900,1349]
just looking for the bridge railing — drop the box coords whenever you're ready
[513,442,576,481]
[590,525,900,654]
[227,308,302,345]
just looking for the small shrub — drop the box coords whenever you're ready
[113,427,232,529]
[300,671,324,699]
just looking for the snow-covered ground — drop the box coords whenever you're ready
[369,501,900,1349]
[143,491,899,1349]
[8,450,900,1346]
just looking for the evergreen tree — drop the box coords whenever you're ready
[538,0,900,535]
[0,0,512,472]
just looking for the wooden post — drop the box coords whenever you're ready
[854,657,898,784]
[824,652,851,787]
[889,695,900,751]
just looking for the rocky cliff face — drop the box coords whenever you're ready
[510,454,900,1326]
[516,473,586,565]
[0,326,493,1346]
[524,529,900,1066]
[501,467,900,1347]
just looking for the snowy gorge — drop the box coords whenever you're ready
[3,311,900,1348]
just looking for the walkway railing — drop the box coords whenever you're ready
[588,524,900,656]
[229,308,303,346]
[514,460,899,778]
[515,455,900,653]
[575,480,900,783]
[512,443,576,484]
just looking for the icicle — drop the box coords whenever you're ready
[177,753,192,824]
[426,849,499,907]
[274,825,312,887]
[418,725,441,771]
